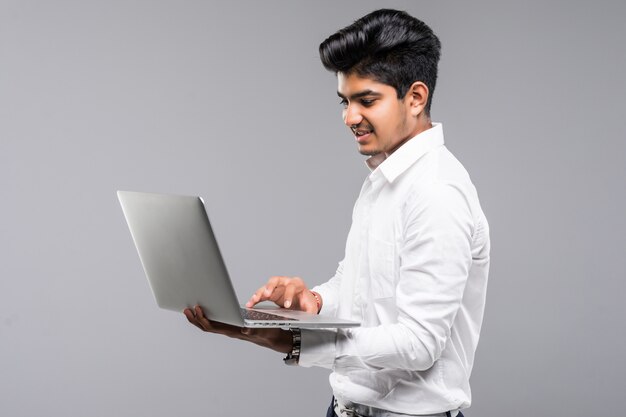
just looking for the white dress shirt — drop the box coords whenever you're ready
[299,123,490,415]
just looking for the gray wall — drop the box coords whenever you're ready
[2,1,625,416]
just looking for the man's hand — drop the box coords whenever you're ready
[245,276,320,314]
[183,305,292,354]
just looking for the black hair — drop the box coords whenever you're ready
[319,9,441,115]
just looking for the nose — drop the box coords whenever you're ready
[343,103,363,127]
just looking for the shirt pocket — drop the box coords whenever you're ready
[368,236,397,299]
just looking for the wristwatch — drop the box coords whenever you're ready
[283,328,301,366]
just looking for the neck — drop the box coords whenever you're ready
[385,117,433,157]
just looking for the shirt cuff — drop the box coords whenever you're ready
[312,285,339,316]
[298,328,337,369]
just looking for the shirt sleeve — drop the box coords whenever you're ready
[302,182,474,371]
[298,261,343,369]
[310,260,344,317]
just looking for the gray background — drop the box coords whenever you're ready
[2,1,625,416]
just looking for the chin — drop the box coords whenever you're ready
[357,144,380,156]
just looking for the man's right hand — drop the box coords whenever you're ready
[245,276,320,314]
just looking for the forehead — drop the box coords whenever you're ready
[337,72,396,96]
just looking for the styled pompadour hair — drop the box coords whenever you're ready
[319,9,442,115]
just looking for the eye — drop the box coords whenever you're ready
[360,98,375,107]
[339,98,348,108]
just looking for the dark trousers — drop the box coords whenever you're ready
[325,397,464,417]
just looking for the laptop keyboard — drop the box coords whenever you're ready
[241,308,297,321]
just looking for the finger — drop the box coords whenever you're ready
[263,276,283,297]
[184,308,205,331]
[247,284,271,307]
[249,276,290,306]
[194,305,215,331]
[283,283,296,309]
[194,305,206,319]
[266,285,286,304]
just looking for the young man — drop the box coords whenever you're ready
[185,9,490,417]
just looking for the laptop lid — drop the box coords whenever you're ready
[117,191,359,329]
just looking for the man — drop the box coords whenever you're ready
[185,9,490,417]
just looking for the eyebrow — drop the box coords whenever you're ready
[337,89,383,100]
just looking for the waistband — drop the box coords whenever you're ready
[333,397,459,417]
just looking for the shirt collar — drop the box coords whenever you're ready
[365,122,445,183]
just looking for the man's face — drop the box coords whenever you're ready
[337,72,419,157]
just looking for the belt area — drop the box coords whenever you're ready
[333,398,458,417]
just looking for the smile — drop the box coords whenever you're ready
[351,125,374,138]
[354,131,372,144]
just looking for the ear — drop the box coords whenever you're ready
[404,81,429,117]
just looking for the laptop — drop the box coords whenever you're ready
[117,190,360,329]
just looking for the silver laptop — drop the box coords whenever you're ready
[117,191,359,329]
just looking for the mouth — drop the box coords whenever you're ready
[351,125,374,143]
